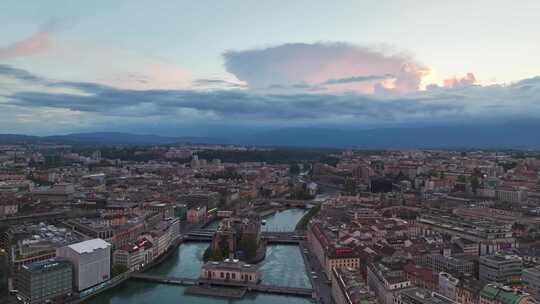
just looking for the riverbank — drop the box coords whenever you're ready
[139,237,182,272]
[259,208,277,217]
[246,240,267,264]
[86,209,312,304]
[295,205,320,231]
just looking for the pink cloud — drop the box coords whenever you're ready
[110,62,191,90]
[224,43,430,94]
[443,72,477,88]
[0,21,56,60]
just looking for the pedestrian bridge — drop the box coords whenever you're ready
[129,273,313,297]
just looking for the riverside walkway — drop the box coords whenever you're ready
[130,273,314,297]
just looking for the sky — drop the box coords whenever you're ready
[1,0,540,136]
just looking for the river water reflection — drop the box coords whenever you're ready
[88,209,312,304]
[262,208,307,232]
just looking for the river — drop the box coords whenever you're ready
[262,208,307,232]
[87,209,312,304]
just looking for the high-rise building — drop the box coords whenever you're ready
[479,254,522,285]
[16,258,73,304]
[56,238,111,291]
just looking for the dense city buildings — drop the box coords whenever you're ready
[1,144,540,303]
[417,215,515,255]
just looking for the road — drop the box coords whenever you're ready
[299,241,333,304]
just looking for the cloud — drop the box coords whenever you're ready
[8,86,462,122]
[2,65,540,131]
[224,42,429,94]
[192,78,247,89]
[443,72,477,88]
[0,23,191,90]
[106,62,191,90]
[323,74,394,85]
[0,21,57,60]
[0,64,46,83]
[2,65,459,122]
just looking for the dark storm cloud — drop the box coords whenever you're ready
[3,64,540,124]
[6,75,462,121]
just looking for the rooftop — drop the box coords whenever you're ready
[398,288,456,304]
[480,284,531,304]
[22,257,72,273]
[202,259,259,273]
[67,238,111,254]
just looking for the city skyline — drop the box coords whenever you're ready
[4,3,540,304]
[1,1,539,137]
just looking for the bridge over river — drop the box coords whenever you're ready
[184,229,305,244]
[130,273,314,298]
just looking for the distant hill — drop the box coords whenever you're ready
[0,134,41,144]
[245,121,540,149]
[45,132,183,145]
[258,122,540,149]
[1,121,539,148]
[0,132,221,146]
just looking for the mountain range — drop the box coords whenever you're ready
[1,121,539,149]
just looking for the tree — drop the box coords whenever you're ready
[343,178,357,196]
[289,163,301,175]
[112,264,128,277]
[203,247,224,261]
[319,156,340,167]
[296,204,321,230]
[472,167,483,178]
[238,236,258,260]
[500,161,518,172]
[470,176,480,193]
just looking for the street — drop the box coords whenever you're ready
[299,241,333,304]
